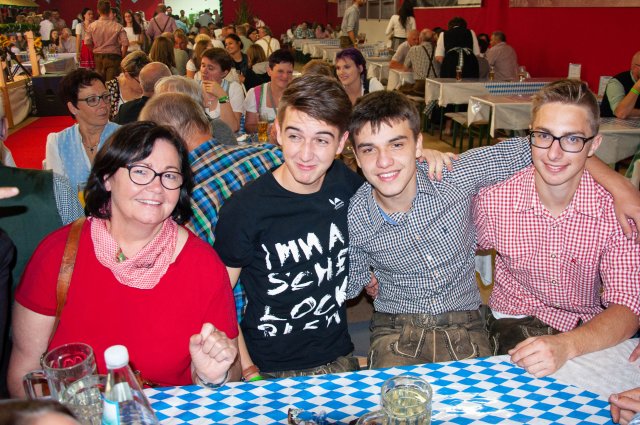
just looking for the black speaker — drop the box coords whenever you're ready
[31,74,67,117]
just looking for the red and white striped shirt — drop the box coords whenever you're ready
[474,166,640,332]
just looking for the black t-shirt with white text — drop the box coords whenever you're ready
[214,160,364,372]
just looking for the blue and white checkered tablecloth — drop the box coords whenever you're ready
[146,356,612,424]
[484,81,548,96]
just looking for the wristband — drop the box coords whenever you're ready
[631,88,640,96]
[218,95,230,104]
[196,370,229,389]
[242,365,263,382]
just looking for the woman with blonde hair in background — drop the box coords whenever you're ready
[105,50,150,119]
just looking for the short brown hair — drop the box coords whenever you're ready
[531,79,599,134]
[97,0,111,15]
[201,47,234,73]
[349,91,421,141]
[277,74,351,134]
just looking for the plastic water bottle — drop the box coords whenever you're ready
[102,345,159,425]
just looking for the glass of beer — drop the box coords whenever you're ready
[488,66,495,81]
[257,119,269,143]
[518,65,527,82]
[456,65,463,81]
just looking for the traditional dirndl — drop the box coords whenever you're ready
[79,40,95,69]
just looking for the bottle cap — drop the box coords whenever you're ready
[104,345,129,369]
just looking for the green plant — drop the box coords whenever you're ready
[235,0,253,25]
[0,23,39,35]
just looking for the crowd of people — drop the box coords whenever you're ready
[0,2,639,424]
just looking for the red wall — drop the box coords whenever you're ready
[413,0,635,90]
[220,0,338,39]
[34,0,158,24]
[35,0,635,90]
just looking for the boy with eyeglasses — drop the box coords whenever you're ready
[475,79,640,377]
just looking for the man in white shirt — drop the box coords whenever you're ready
[39,11,53,46]
[389,29,419,70]
[58,28,77,54]
[255,26,280,57]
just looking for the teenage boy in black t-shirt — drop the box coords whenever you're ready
[214,75,364,379]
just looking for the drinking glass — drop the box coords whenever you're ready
[455,65,463,81]
[23,342,97,402]
[60,374,106,425]
[488,66,495,81]
[518,66,527,82]
[356,374,432,425]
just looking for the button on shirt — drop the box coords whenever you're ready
[347,137,532,314]
[474,166,640,332]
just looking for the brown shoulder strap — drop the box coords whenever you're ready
[49,217,86,346]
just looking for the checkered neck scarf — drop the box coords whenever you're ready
[90,216,178,289]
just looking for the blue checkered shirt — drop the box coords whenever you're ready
[346,137,531,314]
[187,138,283,319]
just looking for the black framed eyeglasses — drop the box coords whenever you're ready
[125,164,184,190]
[77,93,111,107]
[528,130,595,153]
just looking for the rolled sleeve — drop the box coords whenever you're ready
[600,222,640,316]
[604,78,627,113]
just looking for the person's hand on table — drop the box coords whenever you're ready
[508,334,570,377]
[610,387,640,424]
[190,322,237,386]
[0,187,19,199]
[418,149,458,181]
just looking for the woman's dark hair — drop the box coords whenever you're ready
[335,47,367,81]
[0,399,77,425]
[201,47,234,73]
[448,16,467,30]
[49,29,59,41]
[60,68,105,107]
[125,9,141,34]
[268,48,294,70]
[247,27,258,39]
[398,0,415,30]
[149,35,176,68]
[80,7,91,20]
[225,33,243,50]
[84,121,194,224]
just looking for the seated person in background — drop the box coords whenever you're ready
[346,90,640,370]
[46,69,120,190]
[140,92,282,247]
[199,47,245,132]
[149,35,178,75]
[105,50,150,119]
[302,59,335,78]
[601,50,640,119]
[389,29,419,70]
[113,61,172,124]
[9,122,240,396]
[294,22,308,39]
[335,48,384,105]
[476,36,489,79]
[154,75,236,146]
[58,28,77,53]
[186,38,214,79]
[485,31,518,81]
[242,44,270,90]
[475,79,640,377]
[404,28,438,79]
[255,26,280,57]
[244,49,294,139]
